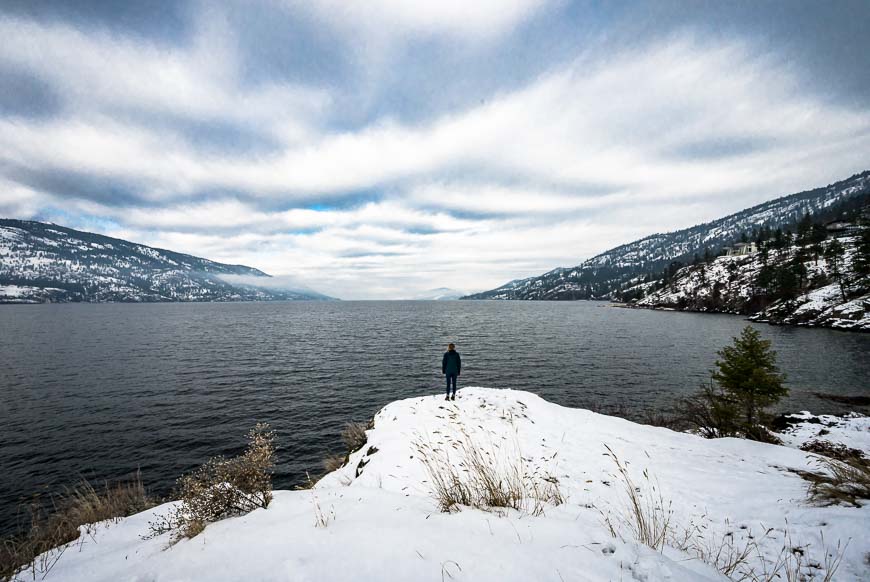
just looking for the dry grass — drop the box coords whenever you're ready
[741,530,848,582]
[1,472,153,582]
[147,423,276,543]
[600,447,849,581]
[341,422,368,453]
[803,456,870,508]
[414,427,563,516]
[600,445,673,550]
[322,454,347,473]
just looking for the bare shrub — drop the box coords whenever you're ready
[638,409,683,430]
[800,440,866,463]
[341,422,368,453]
[322,454,347,473]
[676,380,740,438]
[1,472,152,582]
[413,427,563,515]
[148,423,275,542]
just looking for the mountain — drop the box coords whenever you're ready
[633,229,870,331]
[0,220,332,303]
[464,171,870,301]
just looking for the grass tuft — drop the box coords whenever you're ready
[341,422,368,453]
[414,425,563,515]
[1,472,153,582]
[803,456,870,508]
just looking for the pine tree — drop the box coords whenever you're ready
[796,212,813,243]
[853,229,870,278]
[824,239,847,301]
[711,326,788,434]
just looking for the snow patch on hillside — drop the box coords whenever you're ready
[636,236,870,331]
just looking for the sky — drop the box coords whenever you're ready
[1,1,869,299]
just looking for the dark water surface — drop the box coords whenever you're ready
[1,301,868,533]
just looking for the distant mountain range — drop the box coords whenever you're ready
[406,287,468,300]
[0,220,332,303]
[464,171,870,301]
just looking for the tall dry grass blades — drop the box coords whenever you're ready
[1,473,153,582]
[148,423,276,542]
[600,444,673,551]
[803,456,870,508]
[341,422,369,453]
[413,426,563,515]
[600,446,849,581]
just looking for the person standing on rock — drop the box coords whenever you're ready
[442,343,461,401]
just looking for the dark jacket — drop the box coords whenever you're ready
[442,350,461,375]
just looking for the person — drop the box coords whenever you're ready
[442,343,461,401]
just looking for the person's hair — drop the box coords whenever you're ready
[448,343,455,349]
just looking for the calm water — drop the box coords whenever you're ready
[1,301,868,533]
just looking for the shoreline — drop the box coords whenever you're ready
[616,301,870,333]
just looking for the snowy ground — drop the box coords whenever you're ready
[21,388,870,581]
[776,411,870,453]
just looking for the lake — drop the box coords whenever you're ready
[1,300,868,534]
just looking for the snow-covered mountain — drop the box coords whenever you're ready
[464,171,870,301]
[0,220,332,303]
[633,233,870,331]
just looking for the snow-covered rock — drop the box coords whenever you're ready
[21,388,870,581]
[776,411,870,454]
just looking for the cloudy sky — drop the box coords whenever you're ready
[1,1,869,299]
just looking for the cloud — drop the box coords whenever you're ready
[285,0,554,41]
[2,3,870,299]
[216,273,323,295]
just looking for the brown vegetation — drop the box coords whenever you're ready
[414,427,563,516]
[148,423,276,542]
[1,473,153,582]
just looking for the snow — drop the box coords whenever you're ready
[777,411,870,453]
[0,284,28,297]
[638,236,870,331]
[21,388,870,581]
[0,226,26,241]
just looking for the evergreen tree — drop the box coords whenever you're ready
[712,326,788,433]
[796,212,813,242]
[774,264,799,300]
[791,247,809,289]
[824,239,847,301]
[772,228,785,249]
[703,247,713,263]
[853,229,870,278]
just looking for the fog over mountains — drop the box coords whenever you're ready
[0,220,331,303]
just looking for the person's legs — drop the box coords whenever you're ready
[449,374,457,398]
[445,374,452,398]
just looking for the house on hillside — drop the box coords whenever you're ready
[723,242,757,256]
